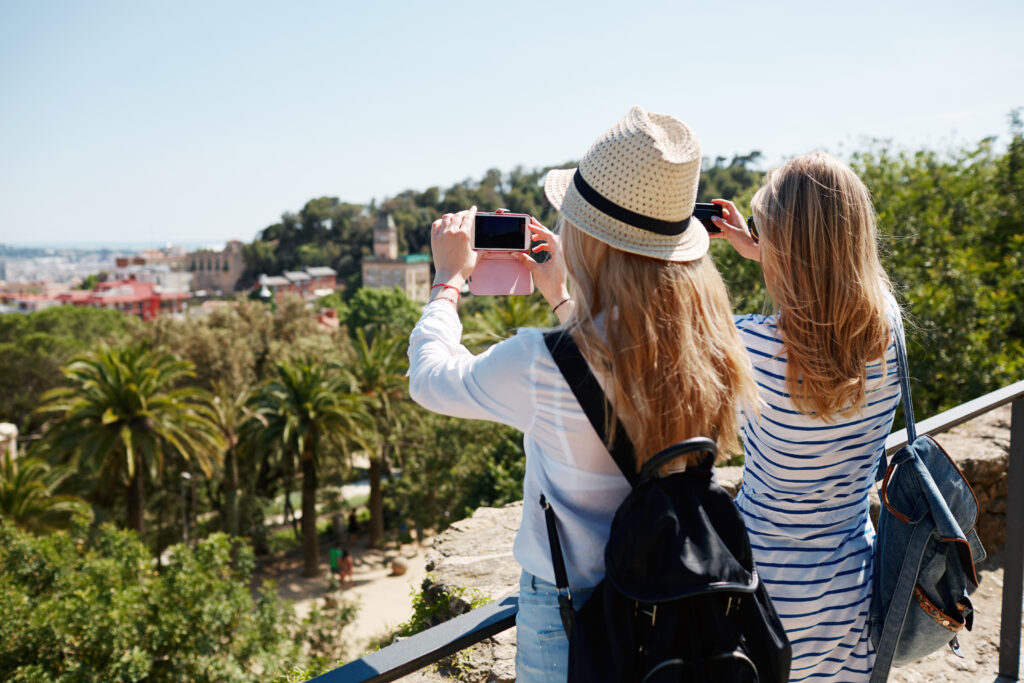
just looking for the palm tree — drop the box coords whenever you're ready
[347,327,409,547]
[250,359,364,577]
[203,380,255,537]
[36,342,222,536]
[0,449,90,534]
[462,294,556,352]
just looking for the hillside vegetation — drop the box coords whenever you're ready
[1,114,1022,680]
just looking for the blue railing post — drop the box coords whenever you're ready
[997,397,1024,682]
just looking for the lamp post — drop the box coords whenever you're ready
[181,472,192,545]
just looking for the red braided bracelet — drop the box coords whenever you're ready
[430,283,460,304]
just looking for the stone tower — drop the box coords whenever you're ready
[373,212,399,261]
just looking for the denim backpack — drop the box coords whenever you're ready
[869,325,986,682]
[540,331,791,683]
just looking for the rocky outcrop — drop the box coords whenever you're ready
[931,404,1013,551]
[393,504,522,682]
[866,404,1013,550]
[399,404,1014,680]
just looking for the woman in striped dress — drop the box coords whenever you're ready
[710,152,902,681]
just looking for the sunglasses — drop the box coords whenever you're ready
[746,215,759,242]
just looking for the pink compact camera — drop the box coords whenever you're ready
[467,212,534,296]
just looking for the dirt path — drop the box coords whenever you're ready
[254,534,432,657]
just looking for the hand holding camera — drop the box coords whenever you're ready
[431,207,569,302]
[430,207,479,289]
[707,199,761,262]
[514,218,569,311]
[467,210,535,295]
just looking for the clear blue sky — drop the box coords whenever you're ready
[1,0,1021,246]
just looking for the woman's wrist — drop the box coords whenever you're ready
[544,289,571,310]
[429,282,461,308]
[551,296,574,323]
[432,271,466,290]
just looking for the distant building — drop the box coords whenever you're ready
[283,270,312,298]
[0,281,74,313]
[0,293,62,313]
[115,246,191,292]
[255,266,338,302]
[187,241,245,294]
[0,253,113,285]
[115,245,187,272]
[361,212,431,302]
[57,277,188,321]
[306,267,338,296]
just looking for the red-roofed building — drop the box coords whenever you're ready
[56,278,188,321]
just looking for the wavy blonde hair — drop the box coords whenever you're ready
[560,218,756,467]
[751,152,893,419]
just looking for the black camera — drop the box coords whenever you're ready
[692,203,723,234]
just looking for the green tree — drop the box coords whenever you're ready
[77,273,100,290]
[35,343,222,536]
[0,306,136,430]
[0,522,351,681]
[342,286,421,341]
[0,450,90,535]
[388,412,524,535]
[347,328,409,547]
[204,381,256,537]
[250,359,364,576]
[461,293,556,352]
[852,118,1024,417]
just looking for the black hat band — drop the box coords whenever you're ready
[572,170,691,236]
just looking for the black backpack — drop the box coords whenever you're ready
[540,331,791,683]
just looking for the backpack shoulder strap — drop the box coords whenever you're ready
[876,316,915,482]
[542,330,639,487]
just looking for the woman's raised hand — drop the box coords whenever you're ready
[514,217,571,311]
[710,199,761,262]
[430,207,479,287]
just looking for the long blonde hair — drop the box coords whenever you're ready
[560,218,756,467]
[751,152,892,418]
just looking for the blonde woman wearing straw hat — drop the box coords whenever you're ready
[408,106,756,681]
[709,153,903,681]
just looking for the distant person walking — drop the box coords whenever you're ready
[408,107,756,682]
[338,549,354,590]
[329,546,342,581]
[711,152,902,681]
[347,509,359,546]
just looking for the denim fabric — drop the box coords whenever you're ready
[515,571,595,683]
[869,437,984,678]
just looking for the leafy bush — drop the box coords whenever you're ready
[854,112,1024,418]
[385,415,525,535]
[0,521,355,682]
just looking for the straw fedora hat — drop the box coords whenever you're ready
[544,106,707,262]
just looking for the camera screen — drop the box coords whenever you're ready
[474,214,526,249]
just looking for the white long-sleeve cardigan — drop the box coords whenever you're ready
[407,299,630,588]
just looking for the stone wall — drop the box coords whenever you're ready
[397,404,1014,681]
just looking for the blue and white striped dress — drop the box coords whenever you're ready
[733,312,902,681]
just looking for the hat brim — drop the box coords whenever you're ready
[544,168,709,263]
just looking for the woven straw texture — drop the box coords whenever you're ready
[545,106,708,262]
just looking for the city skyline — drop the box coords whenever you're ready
[2,0,1022,247]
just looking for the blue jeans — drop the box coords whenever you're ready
[515,570,595,683]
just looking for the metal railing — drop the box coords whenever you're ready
[314,379,1024,683]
